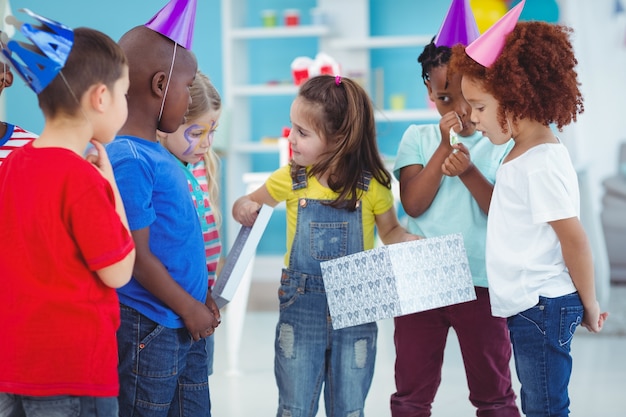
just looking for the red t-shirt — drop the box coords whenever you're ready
[0,143,134,397]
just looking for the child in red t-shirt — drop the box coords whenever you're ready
[0,10,135,417]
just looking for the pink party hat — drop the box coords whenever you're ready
[145,0,197,50]
[434,0,479,47]
[465,0,525,67]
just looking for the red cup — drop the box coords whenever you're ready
[284,10,300,26]
[292,68,309,86]
[319,64,334,75]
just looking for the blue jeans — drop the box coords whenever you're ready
[275,270,377,417]
[507,292,583,417]
[0,394,116,417]
[205,335,215,376]
[117,305,210,417]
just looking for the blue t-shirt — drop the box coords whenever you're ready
[107,135,208,328]
[393,124,512,287]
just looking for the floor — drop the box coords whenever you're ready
[210,282,626,416]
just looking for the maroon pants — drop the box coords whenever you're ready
[390,287,520,417]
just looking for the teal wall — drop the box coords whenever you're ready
[5,0,222,133]
[4,1,558,255]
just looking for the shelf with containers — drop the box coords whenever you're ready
[218,0,445,374]
[221,0,442,251]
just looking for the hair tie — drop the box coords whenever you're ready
[335,75,342,86]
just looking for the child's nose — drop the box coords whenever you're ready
[455,102,471,122]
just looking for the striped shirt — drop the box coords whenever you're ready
[0,124,38,166]
[186,160,222,289]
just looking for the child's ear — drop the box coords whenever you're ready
[89,83,109,113]
[152,71,168,98]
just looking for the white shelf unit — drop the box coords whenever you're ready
[219,0,437,374]
[221,0,436,250]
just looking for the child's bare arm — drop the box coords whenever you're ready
[441,143,494,214]
[232,184,278,226]
[375,207,422,245]
[96,251,136,288]
[550,217,609,332]
[131,227,220,341]
[86,140,136,288]
[86,140,131,230]
[399,112,463,217]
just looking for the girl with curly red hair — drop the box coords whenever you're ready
[450,20,608,417]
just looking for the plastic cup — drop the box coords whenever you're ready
[261,10,277,27]
[284,9,300,26]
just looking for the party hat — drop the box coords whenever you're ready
[145,0,197,50]
[465,0,525,67]
[0,8,73,93]
[434,0,479,47]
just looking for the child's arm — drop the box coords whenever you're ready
[132,227,220,341]
[96,255,136,289]
[550,217,609,333]
[375,207,421,245]
[87,140,131,230]
[232,184,279,226]
[441,143,494,214]
[398,111,462,217]
[87,140,136,288]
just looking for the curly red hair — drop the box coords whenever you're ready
[449,21,584,132]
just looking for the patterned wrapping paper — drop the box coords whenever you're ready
[320,233,476,329]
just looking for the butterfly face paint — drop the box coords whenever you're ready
[182,120,217,156]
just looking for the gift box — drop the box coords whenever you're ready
[320,233,476,329]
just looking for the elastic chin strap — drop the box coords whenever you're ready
[59,70,90,126]
[157,42,177,124]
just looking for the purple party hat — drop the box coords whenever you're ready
[465,0,526,67]
[145,0,197,50]
[0,8,73,94]
[434,0,479,47]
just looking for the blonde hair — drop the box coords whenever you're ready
[186,71,222,228]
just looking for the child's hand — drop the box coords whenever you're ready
[581,300,609,333]
[402,233,423,242]
[439,111,463,147]
[234,199,262,226]
[442,143,472,177]
[205,292,222,327]
[85,139,115,183]
[182,299,221,341]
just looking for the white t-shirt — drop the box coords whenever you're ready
[486,143,578,317]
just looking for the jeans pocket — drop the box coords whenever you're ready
[558,305,583,349]
[309,221,348,260]
[136,324,179,377]
[21,396,80,417]
[278,279,300,310]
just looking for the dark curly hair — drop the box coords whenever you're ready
[449,21,584,132]
[417,36,451,83]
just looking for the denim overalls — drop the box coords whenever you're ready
[275,168,378,417]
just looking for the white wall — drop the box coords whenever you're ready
[558,0,626,213]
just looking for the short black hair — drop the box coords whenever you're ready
[417,36,452,83]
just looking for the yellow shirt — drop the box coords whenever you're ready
[265,165,394,266]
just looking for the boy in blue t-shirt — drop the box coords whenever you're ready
[106,13,220,417]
